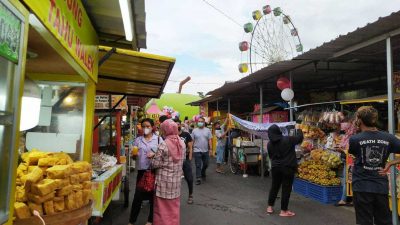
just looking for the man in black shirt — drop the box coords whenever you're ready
[176,119,194,204]
[349,106,400,225]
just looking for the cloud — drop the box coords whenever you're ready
[143,0,400,95]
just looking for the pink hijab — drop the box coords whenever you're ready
[160,119,183,163]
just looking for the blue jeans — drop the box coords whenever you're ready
[194,152,209,179]
[216,145,225,164]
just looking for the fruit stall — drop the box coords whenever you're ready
[2,0,98,224]
[293,109,351,204]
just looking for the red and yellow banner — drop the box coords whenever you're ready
[23,0,98,81]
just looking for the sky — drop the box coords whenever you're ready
[143,0,400,95]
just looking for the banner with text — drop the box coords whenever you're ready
[23,0,98,80]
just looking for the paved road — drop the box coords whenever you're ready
[99,161,355,225]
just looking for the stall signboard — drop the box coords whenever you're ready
[252,111,289,123]
[92,165,123,217]
[95,95,128,110]
[200,102,208,117]
[22,0,98,81]
[0,1,21,63]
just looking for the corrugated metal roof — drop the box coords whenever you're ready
[203,10,400,101]
[97,46,175,98]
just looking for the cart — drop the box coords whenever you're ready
[229,145,269,176]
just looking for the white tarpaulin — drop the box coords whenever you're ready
[230,114,295,139]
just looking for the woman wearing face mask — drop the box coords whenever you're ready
[129,118,162,225]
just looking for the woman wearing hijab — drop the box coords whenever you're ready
[266,124,303,217]
[147,119,185,225]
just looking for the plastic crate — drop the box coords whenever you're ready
[293,178,309,197]
[307,181,342,204]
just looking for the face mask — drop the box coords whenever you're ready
[144,128,152,135]
[198,122,204,127]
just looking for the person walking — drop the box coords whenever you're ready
[176,119,195,204]
[349,106,400,225]
[214,119,229,173]
[191,117,212,185]
[148,119,185,225]
[266,124,303,217]
[129,118,162,225]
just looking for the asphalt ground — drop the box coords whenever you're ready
[98,160,356,225]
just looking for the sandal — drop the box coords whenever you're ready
[334,203,347,207]
[279,211,295,217]
[187,196,194,204]
[266,206,274,214]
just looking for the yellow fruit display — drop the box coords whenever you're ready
[298,160,341,186]
[15,150,93,219]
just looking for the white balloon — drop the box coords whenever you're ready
[281,88,294,101]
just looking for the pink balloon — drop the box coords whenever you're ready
[277,77,291,90]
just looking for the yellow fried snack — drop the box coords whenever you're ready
[22,150,48,165]
[15,186,27,202]
[71,184,83,191]
[75,190,83,208]
[70,174,80,185]
[27,202,43,215]
[27,191,55,204]
[27,166,36,173]
[53,152,74,165]
[38,157,58,167]
[71,161,92,174]
[82,181,92,190]
[56,185,73,197]
[17,163,28,177]
[31,179,58,196]
[55,158,67,165]
[44,200,55,215]
[65,192,77,210]
[78,172,91,182]
[82,189,92,205]
[54,178,70,189]
[14,202,31,219]
[21,167,43,184]
[54,198,65,212]
[46,165,72,179]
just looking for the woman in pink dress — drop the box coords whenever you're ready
[147,119,185,225]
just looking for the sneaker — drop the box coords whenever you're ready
[216,168,225,174]
[196,179,201,185]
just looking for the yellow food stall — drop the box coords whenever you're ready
[90,45,175,217]
[1,0,98,224]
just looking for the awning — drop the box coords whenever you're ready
[97,46,175,98]
[340,94,400,105]
[84,0,147,50]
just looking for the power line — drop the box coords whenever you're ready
[200,0,243,28]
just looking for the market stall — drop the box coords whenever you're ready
[189,11,400,220]
[89,45,175,217]
[2,0,99,224]
[227,114,295,176]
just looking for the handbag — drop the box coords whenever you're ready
[137,170,155,192]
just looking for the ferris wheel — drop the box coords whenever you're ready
[238,5,303,74]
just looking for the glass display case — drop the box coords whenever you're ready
[23,82,86,160]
